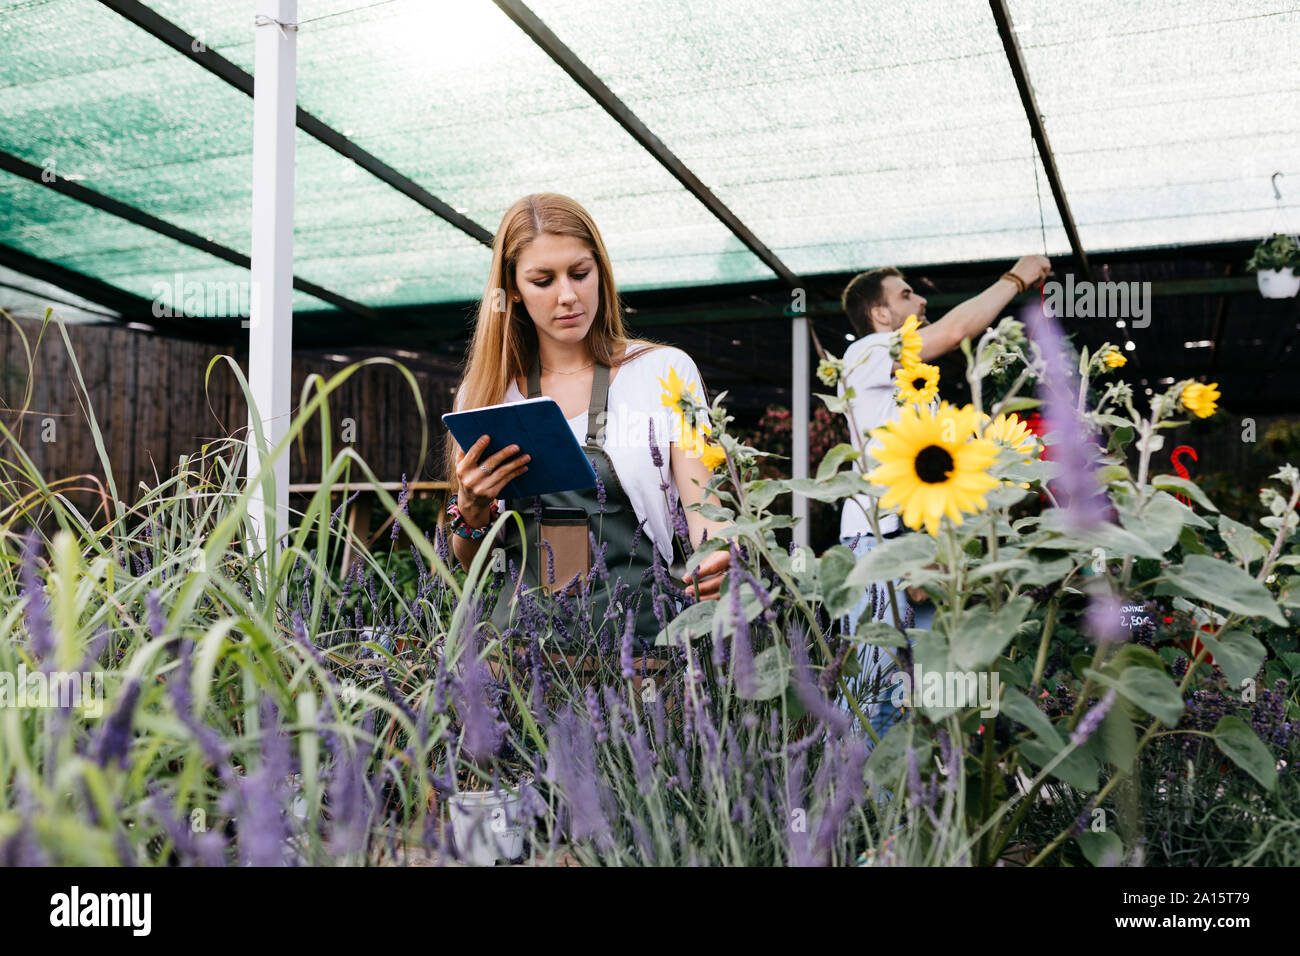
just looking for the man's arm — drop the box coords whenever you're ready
[917,255,1050,362]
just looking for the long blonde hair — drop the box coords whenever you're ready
[443,193,660,494]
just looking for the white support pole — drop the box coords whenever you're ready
[248,0,297,561]
[791,316,810,551]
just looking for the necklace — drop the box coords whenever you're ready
[541,362,594,375]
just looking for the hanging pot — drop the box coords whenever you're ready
[1257,267,1300,299]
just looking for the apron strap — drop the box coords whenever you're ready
[526,352,542,398]
[586,362,609,445]
[525,352,611,446]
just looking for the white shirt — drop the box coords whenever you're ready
[838,331,903,539]
[496,345,706,564]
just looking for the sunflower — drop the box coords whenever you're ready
[697,442,727,470]
[891,314,923,368]
[865,402,1000,536]
[1180,381,1220,419]
[659,366,707,440]
[894,362,940,406]
[982,412,1038,460]
[1098,345,1127,369]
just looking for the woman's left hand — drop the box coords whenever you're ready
[682,547,731,601]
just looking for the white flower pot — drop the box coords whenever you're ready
[1257,268,1300,299]
[449,789,524,865]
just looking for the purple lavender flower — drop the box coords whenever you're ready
[585,685,608,744]
[325,731,372,856]
[452,629,505,762]
[1071,689,1118,747]
[392,474,410,540]
[590,461,607,515]
[540,538,555,587]
[93,678,142,769]
[18,533,53,661]
[787,623,850,736]
[1084,586,1128,644]
[619,608,636,679]
[648,418,663,469]
[145,588,167,639]
[728,546,757,697]
[544,706,612,848]
[1025,302,1107,530]
[810,738,870,865]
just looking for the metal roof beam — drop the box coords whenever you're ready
[494,0,801,289]
[97,0,494,247]
[0,242,239,343]
[989,0,1092,282]
[0,149,375,321]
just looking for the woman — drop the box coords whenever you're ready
[444,193,734,648]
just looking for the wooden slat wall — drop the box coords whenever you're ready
[0,318,457,514]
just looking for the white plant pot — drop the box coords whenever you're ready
[449,789,525,865]
[1257,268,1300,299]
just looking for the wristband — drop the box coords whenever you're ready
[1000,271,1027,294]
[447,493,500,540]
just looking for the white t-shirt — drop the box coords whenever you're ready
[490,345,706,564]
[838,331,903,539]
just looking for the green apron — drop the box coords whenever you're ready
[486,354,685,650]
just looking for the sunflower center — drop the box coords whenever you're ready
[914,445,955,484]
[912,376,926,390]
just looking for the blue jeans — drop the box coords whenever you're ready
[838,532,935,743]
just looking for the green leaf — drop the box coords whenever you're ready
[817,545,861,618]
[851,620,907,647]
[739,644,790,700]
[1279,579,1300,608]
[1117,491,1202,555]
[1213,716,1277,792]
[1151,474,1218,512]
[785,471,871,503]
[997,396,1042,413]
[1002,689,1100,791]
[816,443,862,481]
[745,479,785,512]
[1164,554,1287,626]
[695,502,735,522]
[1076,830,1124,867]
[1217,514,1269,566]
[1084,666,1184,727]
[999,687,1057,741]
[843,533,937,590]
[816,392,851,415]
[1038,514,1164,560]
[654,600,714,647]
[1195,629,1266,687]
[865,719,914,791]
[1099,705,1136,772]
[948,597,1032,672]
[911,629,959,720]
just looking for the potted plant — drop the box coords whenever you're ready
[448,780,526,865]
[1246,233,1300,298]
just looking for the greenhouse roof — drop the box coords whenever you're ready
[1,0,1298,334]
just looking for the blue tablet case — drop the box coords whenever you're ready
[442,397,598,500]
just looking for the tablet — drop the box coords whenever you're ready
[442,397,598,500]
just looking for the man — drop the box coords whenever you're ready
[836,256,1051,740]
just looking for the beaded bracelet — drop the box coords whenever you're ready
[446,493,500,540]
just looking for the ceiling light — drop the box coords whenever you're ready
[1183,340,1212,349]
[845,333,856,342]
[1115,320,1126,328]
[1124,340,1136,351]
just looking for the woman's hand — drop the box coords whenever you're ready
[682,547,731,601]
[454,435,530,523]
